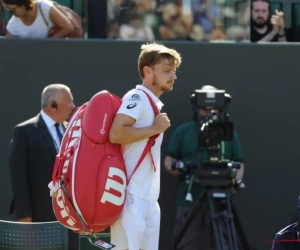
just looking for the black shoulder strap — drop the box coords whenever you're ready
[38,2,49,28]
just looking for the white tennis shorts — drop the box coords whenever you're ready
[110,193,160,250]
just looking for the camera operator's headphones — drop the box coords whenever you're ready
[190,85,217,121]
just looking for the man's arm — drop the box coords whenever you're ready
[277,31,286,42]
[231,132,245,181]
[109,90,170,144]
[109,113,169,144]
[257,30,278,42]
[9,126,32,221]
[257,29,286,43]
[48,5,74,38]
[236,163,244,181]
[258,10,286,43]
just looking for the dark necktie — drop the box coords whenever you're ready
[54,123,64,144]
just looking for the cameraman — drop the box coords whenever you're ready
[164,85,245,250]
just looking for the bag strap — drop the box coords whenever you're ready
[38,2,49,28]
[128,89,160,183]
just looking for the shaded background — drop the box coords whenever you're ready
[1,39,300,250]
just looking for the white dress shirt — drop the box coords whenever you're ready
[41,110,64,153]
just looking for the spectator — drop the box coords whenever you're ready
[226,25,247,42]
[191,0,221,35]
[115,0,138,25]
[119,11,154,41]
[2,0,74,38]
[158,3,192,40]
[107,19,120,39]
[209,27,227,41]
[187,24,204,41]
[250,0,286,42]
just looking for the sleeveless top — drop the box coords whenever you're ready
[6,0,54,38]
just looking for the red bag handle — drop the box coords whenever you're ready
[128,89,161,182]
[52,147,74,183]
[51,105,85,183]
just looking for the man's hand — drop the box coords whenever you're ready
[153,113,171,134]
[271,10,284,33]
[17,217,32,222]
[164,156,183,176]
[166,167,182,176]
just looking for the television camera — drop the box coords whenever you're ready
[171,87,250,250]
[171,88,243,189]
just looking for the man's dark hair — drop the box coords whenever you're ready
[3,0,34,10]
[251,0,271,12]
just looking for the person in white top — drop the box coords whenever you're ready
[109,42,182,250]
[2,0,74,38]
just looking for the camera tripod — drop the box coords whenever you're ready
[172,187,251,250]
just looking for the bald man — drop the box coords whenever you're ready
[8,83,78,249]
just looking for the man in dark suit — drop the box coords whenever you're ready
[8,83,79,250]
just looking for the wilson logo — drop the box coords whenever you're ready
[63,119,82,174]
[56,189,79,230]
[100,167,127,206]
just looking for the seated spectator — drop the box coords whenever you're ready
[187,24,204,41]
[2,0,74,38]
[250,0,286,42]
[107,19,120,39]
[119,11,154,41]
[226,25,247,42]
[209,27,227,41]
[158,2,193,40]
[191,0,221,35]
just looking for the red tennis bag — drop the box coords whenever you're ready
[49,90,159,235]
